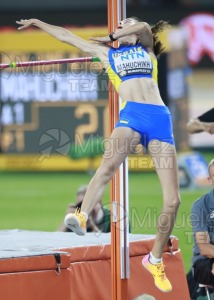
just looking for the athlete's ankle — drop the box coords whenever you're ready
[149,252,162,264]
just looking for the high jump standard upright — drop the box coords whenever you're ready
[107,1,130,300]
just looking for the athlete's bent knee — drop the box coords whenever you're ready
[97,162,117,182]
[165,194,181,212]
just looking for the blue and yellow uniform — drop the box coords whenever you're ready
[106,43,174,148]
[107,43,155,90]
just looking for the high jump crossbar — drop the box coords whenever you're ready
[0,57,99,70]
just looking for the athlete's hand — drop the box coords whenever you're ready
[16,19,35,30]
[204,123,214,134]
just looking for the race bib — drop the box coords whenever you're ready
[113,47,153,77]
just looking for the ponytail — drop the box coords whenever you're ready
[151,20,169,57]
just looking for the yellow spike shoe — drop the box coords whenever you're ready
[142,254,172,293]
[64,208,87,236]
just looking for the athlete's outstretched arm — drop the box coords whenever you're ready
[16,19,108,59]
[186,118,214,134]
[91,22,153,49]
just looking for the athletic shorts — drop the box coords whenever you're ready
[115,101,175,148]
[193,257,214,285]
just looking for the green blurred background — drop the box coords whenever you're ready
[1,151,213,273]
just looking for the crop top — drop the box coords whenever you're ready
[106,43,157,92]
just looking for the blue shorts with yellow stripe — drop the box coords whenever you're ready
[115,101,175,149]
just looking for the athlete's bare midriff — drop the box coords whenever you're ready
[118,77,165,106]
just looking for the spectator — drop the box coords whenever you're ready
[186,268,212,299]
[58,185,111,233]
[191,158,214,286]
[186,108,214,134]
